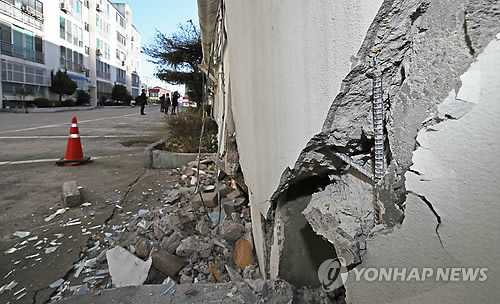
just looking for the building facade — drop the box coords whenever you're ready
[0,0,141,108]
[148,86,170,101]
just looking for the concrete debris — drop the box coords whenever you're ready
[303,172,375,265]
[63,181,82,208]
[5,248,17,254]
[49,279,65,289]
[209,211,226,225]
[44,208,67,222]
[189,192,218,208]
[151,248,185,277]
[134,237,152,259]
[13,231,30,238]
[45,246,59,254]
[0,280,18,294]
[106,246,152,287]
[221,220,245,243]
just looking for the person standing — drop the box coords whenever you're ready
[140,89,147,115]
[165,93,171,115]
[159,94,166,112]
[171,91,180,115]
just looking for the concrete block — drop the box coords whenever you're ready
[189,192,218,208]
[62,181,81,208]
[151,248,185,277]
[106,246,152,287]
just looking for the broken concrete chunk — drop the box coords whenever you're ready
[151,248,185,277]
[221,220,245,243]
[160,231,182,254]
[63,181,82,208]
[13,231,30,238]
[106,246,152,287]
[176,236,214,257]
[195,219,211,235]
[134,237,152,259]
[303,173,375,266]
[49,279,65,289]
[226,189,243,200]
[44,208,66,222]
[189,192,218,208]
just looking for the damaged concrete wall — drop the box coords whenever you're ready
[206,0,499,301]
[346,32,500,303]
[223,0,384,278]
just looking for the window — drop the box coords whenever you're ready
[1,60,46,86]
[84,22,89,31]
[60,17,66,39]
[84,0,89,8]
[76,0,81,15]
[116,32,125,46]
[116,68,126,84]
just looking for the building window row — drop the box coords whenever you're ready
[96,59,110,79]
[116,12,125,29]
[95,15,110,36]
[0,0,44,30]
[116,68,125,84]
[0,22,44,63]
[60,46,85,73]
[96,38,110,60]
[60,16,83,48]
[132,73,139,87]
[1,59,46,86]
[116,31,125,47]
[97,80,112,100]
[60,0,82,21]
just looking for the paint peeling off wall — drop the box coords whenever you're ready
[346,33,500,304]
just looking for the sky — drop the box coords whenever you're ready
[125,0,200,95]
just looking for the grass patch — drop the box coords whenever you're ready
[165,108,217,153]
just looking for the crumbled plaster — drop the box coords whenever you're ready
[346,33,500,303]
[268,0,500,280]
[303,170,375,266]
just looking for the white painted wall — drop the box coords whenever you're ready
[223,0,384,217]
[219,0,384,278]
[345,35,500,304]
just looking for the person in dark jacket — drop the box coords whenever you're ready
[171,91,180,115]
[140,89,147,115]
[159,94,166,112]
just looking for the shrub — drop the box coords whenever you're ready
[33,97,53,108]
[112,84,130,105]
[165,108,218,153]
[76,90,91,106]
[62,98,76,107]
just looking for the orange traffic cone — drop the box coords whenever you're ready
[55,117,92,166]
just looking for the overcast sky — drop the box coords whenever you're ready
[126,0,199,94]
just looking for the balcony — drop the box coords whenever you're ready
[97,70,111,80]
[1,41,44,64]
[116,77,126,85]
[0,0,43,31]
[59,58,87,74]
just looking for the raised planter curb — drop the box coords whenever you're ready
[144,138,214,169]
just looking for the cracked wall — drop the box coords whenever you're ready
[209,0,499,301]
[346,32,500,304]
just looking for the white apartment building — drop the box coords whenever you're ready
[0,0,141,108]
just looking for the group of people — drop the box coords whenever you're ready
[159,91,180,115]
[136,89,181,116]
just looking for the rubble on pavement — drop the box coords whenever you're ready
[1,156,339,303]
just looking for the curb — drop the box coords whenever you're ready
[144,138,214,169]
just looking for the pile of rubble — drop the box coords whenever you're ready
[49,157,259,301]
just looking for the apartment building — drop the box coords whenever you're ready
[0,0,141,108]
